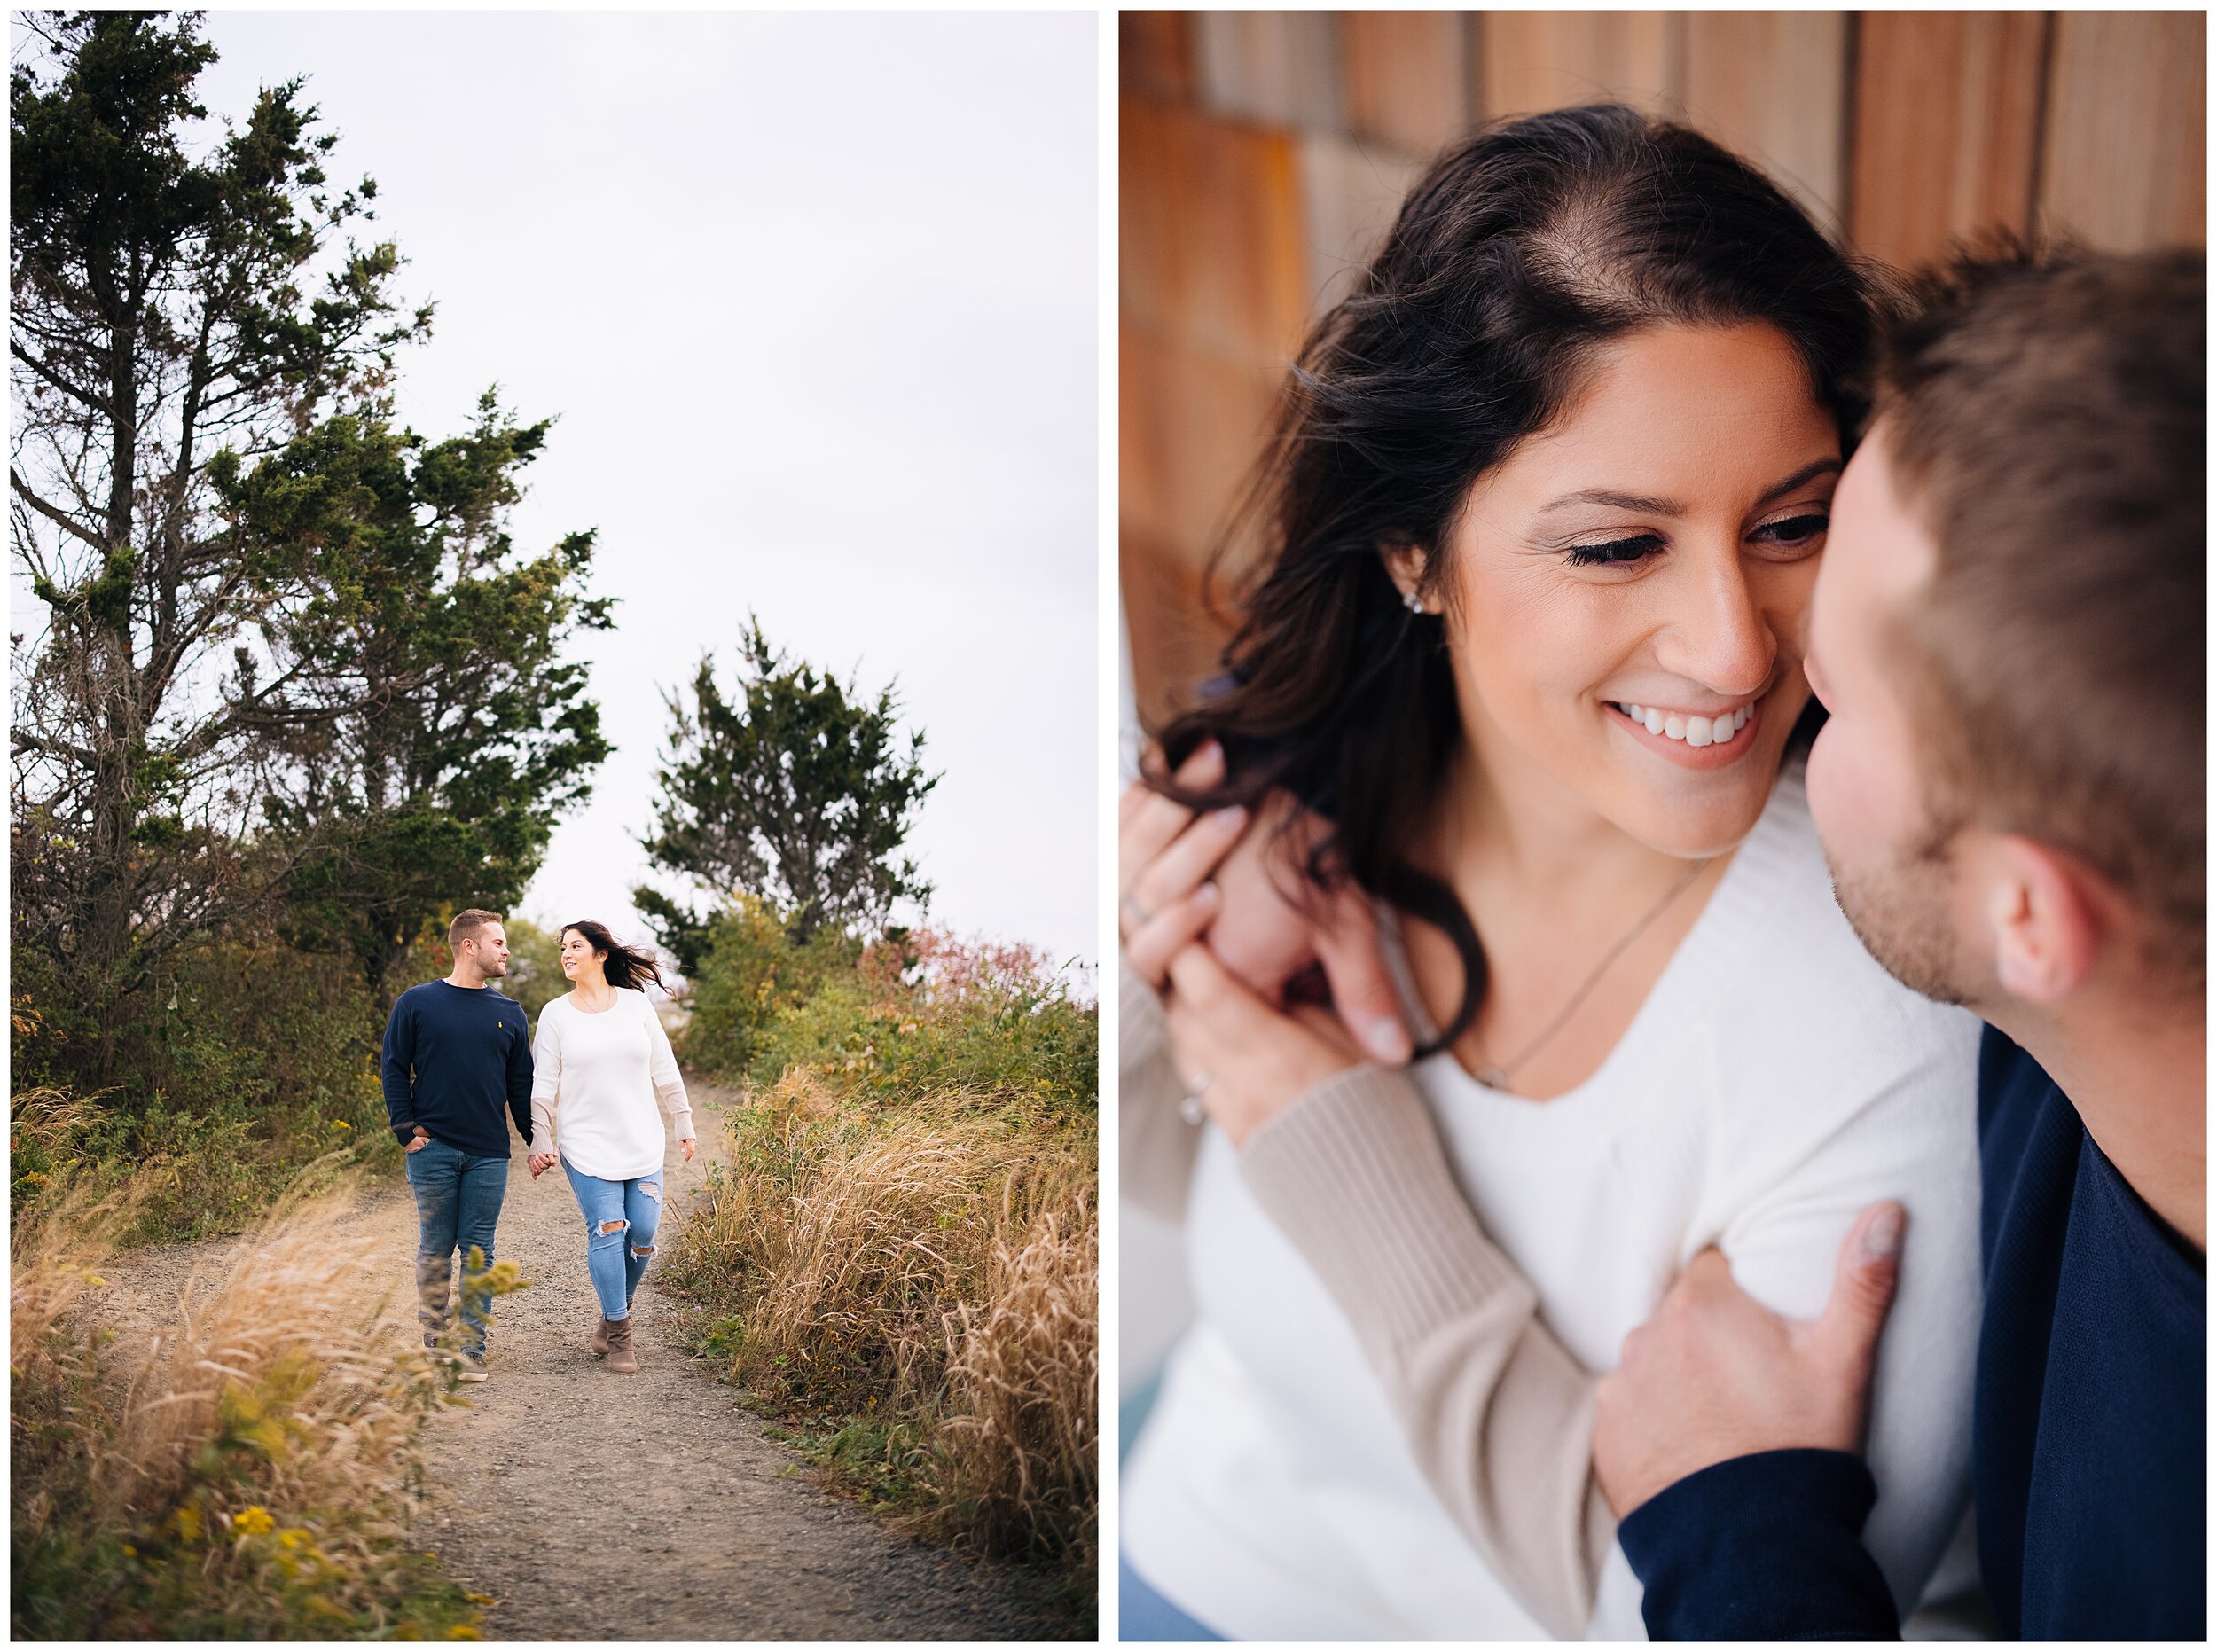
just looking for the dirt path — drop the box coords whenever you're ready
[84,1076,1076,1641]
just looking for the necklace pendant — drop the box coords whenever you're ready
[1475,1065,1512,1091]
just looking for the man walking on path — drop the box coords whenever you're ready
[381,908,537,1382]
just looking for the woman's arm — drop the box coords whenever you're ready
[528,1005,560,1163]
[1121,956,1209,1223]
[641,994,695,1145]
[1237,1061,1618,1640]
[1151,928,1617,1638]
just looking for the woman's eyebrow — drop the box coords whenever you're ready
[1535,458,1842,520]
[1535,487,1687,516]
[1756,458,1843,502]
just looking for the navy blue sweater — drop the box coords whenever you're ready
[380,980,535,1159]
[1619,1028,2205,1639]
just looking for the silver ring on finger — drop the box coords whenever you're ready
[1179,1072,1212,1126]
[1120,893,1153,933]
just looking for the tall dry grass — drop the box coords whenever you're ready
[663,1070,1097,1576]
[934,1193,1098,1565]
[11,1164,484,1639]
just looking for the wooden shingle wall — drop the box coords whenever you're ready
[1119,9,2207,722]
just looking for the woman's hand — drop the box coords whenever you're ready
[1119,740,1245,987]
[1121,740,1412,1066]
[1163,942,1366,1147]
[528,1151,556,1178]
[679,1136,696,1163]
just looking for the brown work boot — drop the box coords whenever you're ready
[592,1315,613,1357]
[605,1314,638,1374]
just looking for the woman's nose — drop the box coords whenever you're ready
[1655,553,1776,697]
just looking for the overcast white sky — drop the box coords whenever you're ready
[169,11,1099,968]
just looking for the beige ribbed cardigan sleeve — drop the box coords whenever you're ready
[1119,957,1208,1222]
[1235,1065,1619,1640]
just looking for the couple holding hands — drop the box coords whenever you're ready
[1118,106,2203,1641]
[381,911,696,1379]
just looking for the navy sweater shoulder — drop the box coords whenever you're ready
[1972,1030,2205,1639]
[379,981,535,1159]
[1620,1027,2205,1640]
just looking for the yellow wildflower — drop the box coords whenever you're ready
[231,1506,275,1537]
[445,1627,484,1641]
[170,1507,202,1543]
[120,1544,137,1557]
[277,1528,309,1551]
[333,1120,353,1130]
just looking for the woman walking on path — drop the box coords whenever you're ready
[527,920,696,1374]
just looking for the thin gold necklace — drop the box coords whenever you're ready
[1472,856,1713,1091]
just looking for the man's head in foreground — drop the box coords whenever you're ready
[1805,247,2204,1037]
[447,908,512,983]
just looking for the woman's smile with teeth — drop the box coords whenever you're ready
[1611,699,1755,747]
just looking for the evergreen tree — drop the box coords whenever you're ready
[220,393,614,1010]
[8,14,605,1077]
[638,621,939,960]
[11,12,427,1070]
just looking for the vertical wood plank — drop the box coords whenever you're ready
[1343,12,1470,158]
[1302,132,1427,315]
[1851,12,2047,267]
[1682,11,1851,236]
[2040,11,2206,250]
[1121,12,1197,107]
[1119,99,1311,361]
[1119,319,1281,570]
[1121,525,1234,729]
[1193,11,1344,131]
[1477,12,1682,121]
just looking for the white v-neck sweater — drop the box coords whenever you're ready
[1121,761,1986,1640]
[528,990,694,1182]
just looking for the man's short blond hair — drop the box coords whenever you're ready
[448,909,505,951]
[1877,244,2204,982]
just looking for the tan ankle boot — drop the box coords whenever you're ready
[605,1314,638,1374]
[592,1315,613,1357]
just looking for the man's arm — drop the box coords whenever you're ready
[1596,1207,1910,1640]
[1617,1452,1899,1640]
[380,996,419,1147]
[505,1004,535,1146]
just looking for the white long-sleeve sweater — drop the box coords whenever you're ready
[1121,759,1986,1640]
[529,989,694,1181]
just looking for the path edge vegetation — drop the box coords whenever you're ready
[12,1161,521,1640]
[658,910,1100,1634]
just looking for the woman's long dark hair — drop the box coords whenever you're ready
[1152,104,1874,1053]
[562,920,667,995]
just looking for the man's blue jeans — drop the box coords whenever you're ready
[560,1157,663,1320]
[403,1138,508,1355]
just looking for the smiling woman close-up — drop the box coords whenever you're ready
[1114,9,2205,1644]
[1117,98,1986,1641]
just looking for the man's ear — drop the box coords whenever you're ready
[1980,832,2110,1005]
[1380,541,1430,611]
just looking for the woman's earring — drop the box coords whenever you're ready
[1404,589,1426,615]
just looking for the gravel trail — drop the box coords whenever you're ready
[81,1075,1076,1640]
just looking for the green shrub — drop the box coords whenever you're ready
[679,896,861,1077]
[11,938,401,1247]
